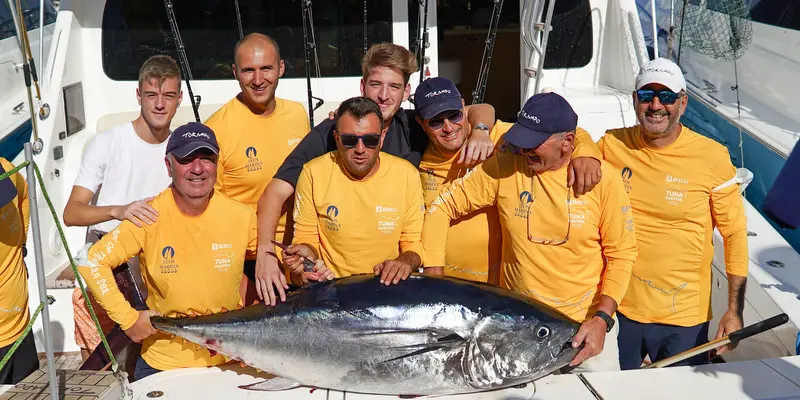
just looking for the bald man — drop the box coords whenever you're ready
[205,33,309,301]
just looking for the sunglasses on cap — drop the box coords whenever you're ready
[339,133,381,149]
[636,89,682,105]
[427,110,464,130]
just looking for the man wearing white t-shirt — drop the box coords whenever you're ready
[63,55,182,362]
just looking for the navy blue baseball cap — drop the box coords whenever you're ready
[166,122,220,158]
[413,77,463,120]
[505,92,578,149]
[0,163,18,208]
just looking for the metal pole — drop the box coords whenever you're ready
[651,0,659,58]
[533,0,556,95]
[38,0,43,77]
[24,142,58,400]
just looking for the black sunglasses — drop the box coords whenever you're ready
[427,110,464,130]
[339,133,381,149]
[636,89,682,105]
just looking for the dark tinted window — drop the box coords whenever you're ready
[542,0,592,69]
[0,0,57,41]
[749,0,800,31]
[102,0,392,81]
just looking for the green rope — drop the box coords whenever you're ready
[30,162,119,370]
[0,297,49,372]
[0,161,30,181]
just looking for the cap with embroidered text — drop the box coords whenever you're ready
[166,122,220,158]
[635,57,686,93]
[504,92,578,149]
[413,77,463,120]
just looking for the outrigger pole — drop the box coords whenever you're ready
[414,0,430,87]
[300,0,324,126]
[363,0,368,55]
[163,0,201,123]
[234,0,244,40]
[471,0,504,105]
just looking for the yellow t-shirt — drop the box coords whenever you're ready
[206,96,310,243]
[78,188,258,370]
[0,158,30,347]
[598,125,748,326]
[418,123,601,283]
[423,151,637,323]
[293,152,425,277]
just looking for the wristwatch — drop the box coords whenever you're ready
[472,123,490,132]
[594,310,614,333]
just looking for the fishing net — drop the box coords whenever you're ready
[673,0,753,60]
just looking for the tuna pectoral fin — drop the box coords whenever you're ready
[238,377,301,391]
[378,331,465,364]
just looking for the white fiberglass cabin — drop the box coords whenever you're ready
[11,0,798,367]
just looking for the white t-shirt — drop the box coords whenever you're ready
[74,122,172,233]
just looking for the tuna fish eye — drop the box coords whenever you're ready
[536,326,551,339]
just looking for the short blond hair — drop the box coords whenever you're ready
[138,55,181,89]
[361,43,418,84]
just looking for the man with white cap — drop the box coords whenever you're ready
[77,122,259,380]
[598,58,748,369]
[423,92,637,372]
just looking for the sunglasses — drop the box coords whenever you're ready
[427,110,464,130]
[636,89,682,105]
[339,133,381,149]
[505,142,537,156]
[527,175,571,246]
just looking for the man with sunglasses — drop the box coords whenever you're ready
[286,97,424,286]
[252,44,495,305]
[598,58,748,369]
[422,93,637,372]
[415,78,604,283]
[77,123,259,381]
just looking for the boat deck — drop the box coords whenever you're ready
[38,352,84,371]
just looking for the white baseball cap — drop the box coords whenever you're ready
[635,58,686,93]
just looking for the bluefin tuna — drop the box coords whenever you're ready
[151,274,580,396]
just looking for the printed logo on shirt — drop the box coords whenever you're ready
[245,146,263,172]
[377,216,399,235]
[325,205,341,232]
[422,169,438,192]
[621,204,635,233]
[0,208,19,234]
[664,186,687,206]
[160,246,178,274]
[288,138,302,146]
[665,174,689,184]
[212,243,235,272]
[515,191,533,218]
[621,167,633,193]
[376,206,398,213]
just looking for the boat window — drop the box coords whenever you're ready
[0,0,57,41]
[540,0,592,69]
[748,0,800,31]
[102,0,393,81]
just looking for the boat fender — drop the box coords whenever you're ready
[764,143,800,229]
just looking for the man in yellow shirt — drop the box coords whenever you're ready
[77,123,258,381]
[414,78,604,283]
[598,58,748,369]
[204,33,309,299]
[285,97,423,285]
[0,158,34,384]
[423,93,637,372]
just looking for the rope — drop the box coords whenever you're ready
[30,163,119,370]
[0,297,51,372]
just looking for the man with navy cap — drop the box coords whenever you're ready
[78,122,260,380]
[414,78,605,283]
[0,158,35,384]
[422,93,638,372]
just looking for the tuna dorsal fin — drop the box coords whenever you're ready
[238,377,301,391]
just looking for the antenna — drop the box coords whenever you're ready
[163,0,201,123]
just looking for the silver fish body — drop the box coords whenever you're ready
[151,274,580,396]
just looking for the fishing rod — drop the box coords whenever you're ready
[163,0,201,123]
[300,0,324,127]
[234,0,244,40]
[10,0,45,151]
[471,0,504,105]
[644,313,789,368]
[363,0,368,56]
[414,0,430,87]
